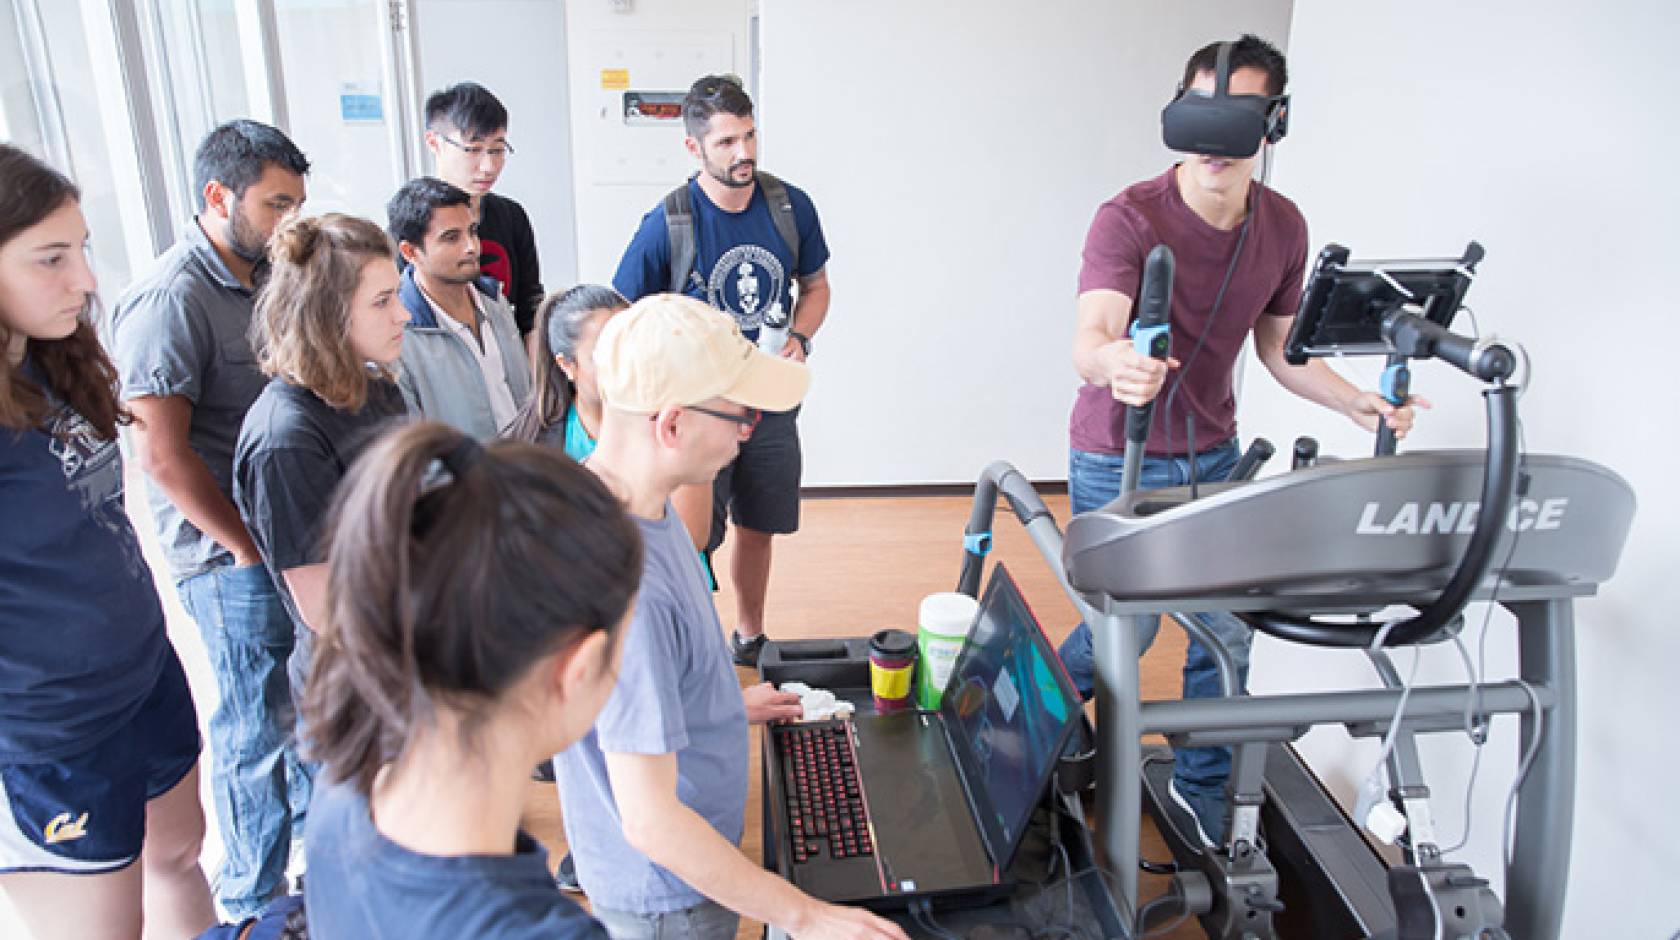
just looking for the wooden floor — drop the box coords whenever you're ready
[519,492,1205,940]
[0,481,1216,939]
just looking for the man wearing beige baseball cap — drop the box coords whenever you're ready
[552,294,907,940]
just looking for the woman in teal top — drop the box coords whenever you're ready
[510,284,625,461]
[512,286,714,558]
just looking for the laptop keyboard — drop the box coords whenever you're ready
[776,723,875,865]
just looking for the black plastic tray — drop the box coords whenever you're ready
[757,638,1127,939]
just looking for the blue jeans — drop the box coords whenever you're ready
[1058,443,1250,839]
[177,561,313,918]
[593,899,740,940]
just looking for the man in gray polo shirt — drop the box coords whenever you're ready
[108,120,310,920]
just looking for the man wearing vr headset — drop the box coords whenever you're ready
[1062,34,1423,847]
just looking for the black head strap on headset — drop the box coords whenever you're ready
[1161,41,1289,158]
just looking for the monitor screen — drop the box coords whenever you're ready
[941,565,1081,868]
[1284,243,1478,364]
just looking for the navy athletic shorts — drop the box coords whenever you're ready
[707,404,802,551]
[0,649,200,874]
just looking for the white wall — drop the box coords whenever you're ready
[564,0,750,284]
[416,0,581,288]
[1246,2,1679,935]
[761,0,1293,485]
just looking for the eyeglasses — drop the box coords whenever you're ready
[686,404,761,430]
[437,134,515,160]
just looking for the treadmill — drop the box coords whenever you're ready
[953,242,1636,938]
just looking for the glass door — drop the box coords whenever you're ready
[145,0,422,226]
[269,0,422,221]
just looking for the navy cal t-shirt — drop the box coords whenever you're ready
[0,366,166,761]
[613,176,830,338]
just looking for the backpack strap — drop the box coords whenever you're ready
[663,171,803,295]
[755,170,801,272]
[662,176,697,293]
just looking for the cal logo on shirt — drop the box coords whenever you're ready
[44,811,89,844]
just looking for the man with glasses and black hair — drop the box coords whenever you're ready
[109,118,311,920]
[1062,34,1422,849]
[613,73,832,668]
[424,81,544,336]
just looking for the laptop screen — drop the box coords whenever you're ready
[939,564,1081,868]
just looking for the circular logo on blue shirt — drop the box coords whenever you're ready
[706,244,786,330]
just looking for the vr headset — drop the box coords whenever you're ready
[1161,41,1289,159]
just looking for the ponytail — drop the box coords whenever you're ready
[304,420,642,793]
[507,284,626,444]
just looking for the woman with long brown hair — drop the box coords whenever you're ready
[0,144,216,938]
[300,422,642,938]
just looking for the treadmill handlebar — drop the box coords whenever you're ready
[1125,245,1175,446]
[1293,436,1319,470]
[959,461,1056,597]
[1229,438,1275,482]
[1383,310,1516,383]
[1240,384,1521,648]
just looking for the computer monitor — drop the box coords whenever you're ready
[940,565,1081,867]
[1285,242,1482,364]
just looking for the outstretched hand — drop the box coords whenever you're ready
[743,682,804,725]
[791,900,912,940]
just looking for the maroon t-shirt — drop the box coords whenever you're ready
[1070,165,1308,456]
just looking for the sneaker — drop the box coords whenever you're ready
[731,630,768,668]
[532,758,556,782]
[554,852,582,893]
[1167,779,1219,850]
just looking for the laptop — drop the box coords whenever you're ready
[766,564,1082,907]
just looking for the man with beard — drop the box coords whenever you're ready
[110,119,312,919]
[388,176,531,440]
[613,74,831,667]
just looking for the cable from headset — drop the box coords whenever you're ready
[1439,419,1528,858]
[1501,678,1545,871]
[1159,208,1252,466]
[1438,629,1488,856]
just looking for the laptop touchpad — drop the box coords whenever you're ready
[854,712,995,893]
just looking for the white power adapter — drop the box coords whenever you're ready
[1354,765,1410,845]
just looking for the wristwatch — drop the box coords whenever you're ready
[789,330,812,356]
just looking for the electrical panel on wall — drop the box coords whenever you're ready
[578,31,734,185]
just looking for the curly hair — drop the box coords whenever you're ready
[251,213,395,410]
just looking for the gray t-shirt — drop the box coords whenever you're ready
[554,502,749,914]
[110,219,267,579]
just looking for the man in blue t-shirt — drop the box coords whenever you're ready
[613,74,832,667]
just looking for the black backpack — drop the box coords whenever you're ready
[663,171,801,294]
